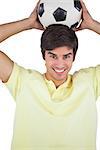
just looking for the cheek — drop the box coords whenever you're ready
[69,62,73,70]
[45,59,54,68]
[65,60,73,68]
[45,57,55,67]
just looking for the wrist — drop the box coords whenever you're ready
[87,19,100,34]
[21,17,35,31]
[26,17,36,29]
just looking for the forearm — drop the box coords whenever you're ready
[89,20,100,35]
[0,18,33,42]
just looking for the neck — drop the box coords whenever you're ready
[45,73,67,88]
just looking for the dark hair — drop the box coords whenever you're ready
[40,24,78,61]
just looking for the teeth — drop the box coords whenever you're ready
[54,69,65,73]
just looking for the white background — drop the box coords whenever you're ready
[0,0,100,149]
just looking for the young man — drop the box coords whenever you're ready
[0,1,100,150]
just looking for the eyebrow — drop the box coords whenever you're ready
[48,51,72,57]
[63,53,73,57]
[48,52,56,56]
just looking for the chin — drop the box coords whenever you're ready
[53,74,67,81]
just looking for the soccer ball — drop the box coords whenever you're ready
[38,0,82,28]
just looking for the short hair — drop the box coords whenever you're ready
[40,24,78,61]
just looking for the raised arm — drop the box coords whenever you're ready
[0,1,43,83]
[90,20,100,35]
[0,1,43,43]
[0,19,33,43]
[76,0,100,34]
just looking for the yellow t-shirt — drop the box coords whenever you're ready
[5,63,100,150]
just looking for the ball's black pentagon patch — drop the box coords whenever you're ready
[53,7,67,22]
[74,0,82,12]
[71,22,79,28]
[38,3,44,17]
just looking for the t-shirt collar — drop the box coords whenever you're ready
[43,74,72,89]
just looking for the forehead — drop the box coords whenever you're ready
[46,46,73,55]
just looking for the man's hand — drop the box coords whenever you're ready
[75,0,94,31]
[28,0,44,30]
[75,0,100,34]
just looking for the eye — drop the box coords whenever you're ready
[50,55,57,59]
[63,55,69,59]
[63,54,72,60]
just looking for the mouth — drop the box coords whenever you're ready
[53,68,66,74]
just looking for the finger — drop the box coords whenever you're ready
[36,0,41,10]
[73,26,82,32]
[33,0,40,12]
[80,0,88,13]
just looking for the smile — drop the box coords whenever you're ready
[53,68,65,73]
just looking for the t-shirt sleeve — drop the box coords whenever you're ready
[74,65,100,101]
[4,63,23,100]
[86,65,100,100]
[94,65,100,99]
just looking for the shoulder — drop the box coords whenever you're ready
[5,62,44,86]
[72,65,100,81]
[14,63,44,80]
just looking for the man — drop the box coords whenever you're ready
[0,0,100,150]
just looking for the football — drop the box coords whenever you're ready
[38,0,82,28]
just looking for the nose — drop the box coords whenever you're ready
[55,58,65,68]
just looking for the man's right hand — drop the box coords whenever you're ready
[28,1,44,30]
